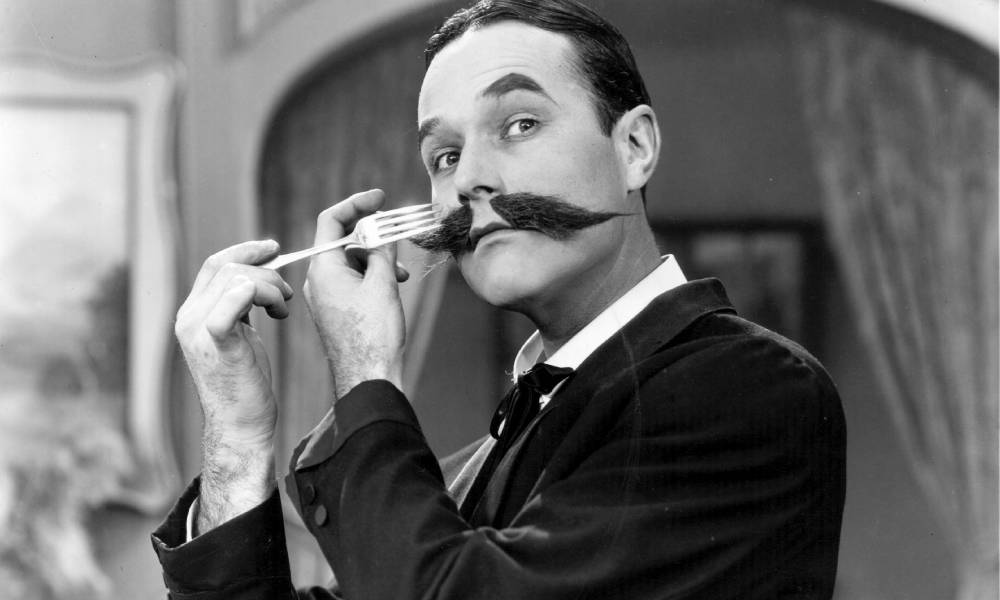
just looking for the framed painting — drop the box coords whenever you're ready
[0,56,181,513]
[653,223,827,351]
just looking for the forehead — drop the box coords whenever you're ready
[418,21,583,121]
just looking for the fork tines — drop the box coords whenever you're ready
[375,203,441,242]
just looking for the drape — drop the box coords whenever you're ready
[787,7,998,599]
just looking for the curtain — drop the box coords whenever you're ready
[787,7,998,599]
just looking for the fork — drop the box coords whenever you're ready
[260,203,441,270]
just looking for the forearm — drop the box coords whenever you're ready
[197,420,277,534]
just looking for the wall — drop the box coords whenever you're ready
[0,3,177,599]
[0,0,174,63]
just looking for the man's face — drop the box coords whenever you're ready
[417,22,632,313]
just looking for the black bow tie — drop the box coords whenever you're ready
[490,363,575,450]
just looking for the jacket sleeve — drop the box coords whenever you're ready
[150,477,343,599]
[284,340,846,600]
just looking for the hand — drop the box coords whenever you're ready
[174,240,293,532]
[304,189,409,399]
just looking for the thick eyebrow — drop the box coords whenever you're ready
[480,72,553,102]
[417,117,440,149]
[417,73,552,150]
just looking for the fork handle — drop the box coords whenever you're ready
[259,236,356,270]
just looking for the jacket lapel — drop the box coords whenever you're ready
[467,278,735,527]
[444,435,494,516]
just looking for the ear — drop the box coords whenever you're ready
[614,105,660,193]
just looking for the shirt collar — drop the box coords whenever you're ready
[512,255,687,379]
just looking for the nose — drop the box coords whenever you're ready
[453,140,502,206]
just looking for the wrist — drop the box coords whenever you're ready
[198,432,276,534]
[201,420,275,488]
[200,389,278,445]
[197,474,276,535]
[329,353,403,400]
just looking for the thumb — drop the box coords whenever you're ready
[365,240,398,284]
[394,261,410,283]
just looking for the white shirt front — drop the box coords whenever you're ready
[512,255,686,408]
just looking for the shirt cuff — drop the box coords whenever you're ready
[185,496,198,541]
[151,477,292,595]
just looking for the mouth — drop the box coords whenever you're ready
[469,222,514,248]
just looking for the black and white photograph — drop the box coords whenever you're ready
[0,1,996,598]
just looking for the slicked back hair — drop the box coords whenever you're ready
[424,0,651,136]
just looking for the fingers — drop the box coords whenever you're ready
[205,277,256,348]
[307,190,410,288]
[340,246,410,282]
[192,240,281,296]
[395,262,410,283]
[311,189,391,279]
[253,279,293,319]
[179,253,294,350]
[203,274,291,349]
[313,189,386,247]
[364,238,399,284]
[199,261,292,310]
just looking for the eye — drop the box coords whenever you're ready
[432,150,460,172]
[503,117,538,139]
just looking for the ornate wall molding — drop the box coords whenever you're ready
[0,54,182,514]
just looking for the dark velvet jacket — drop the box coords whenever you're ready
[152,279,846,599]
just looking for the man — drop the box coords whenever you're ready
[152,1,846,598]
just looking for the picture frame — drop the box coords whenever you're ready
[0,55,181,513]
[652,223,826,350]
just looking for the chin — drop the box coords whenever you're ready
[457,249,551,311]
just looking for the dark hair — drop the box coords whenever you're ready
[425,0,650,136]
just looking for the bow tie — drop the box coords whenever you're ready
[490,363,575,451]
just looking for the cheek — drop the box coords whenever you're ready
[575,139,625,194]
[430,182,460,210]
[525,136,623,203]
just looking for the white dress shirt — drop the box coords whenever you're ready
[512,255,686,408]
